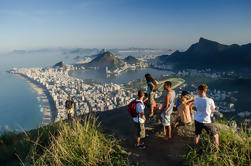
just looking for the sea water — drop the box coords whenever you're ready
[70,68,172,84]
[0,52,74,132]
[0,73,43,131]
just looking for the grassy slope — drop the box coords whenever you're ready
[0,115,128,166]
[0,106,250,166]
[185,124,250,166]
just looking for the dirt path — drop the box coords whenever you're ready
[97,106,194,166]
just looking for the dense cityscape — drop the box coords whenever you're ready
[10,66,136,122]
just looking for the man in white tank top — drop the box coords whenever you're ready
[157,81,175,139]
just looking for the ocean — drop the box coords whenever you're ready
[0,51,74,132]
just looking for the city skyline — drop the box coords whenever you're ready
[0,0,251,51]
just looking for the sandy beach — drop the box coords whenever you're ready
[16,74,56,126]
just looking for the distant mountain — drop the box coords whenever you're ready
[86,51,124,70]
[12,50,26,54]
[54,61,64,68]
[68,48,99,55]
[124,56,140,64]
[157,38,251,69]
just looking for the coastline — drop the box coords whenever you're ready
[16,74,56,126]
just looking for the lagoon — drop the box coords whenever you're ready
[70,68,173,84]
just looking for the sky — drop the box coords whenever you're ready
[0,0,251,51]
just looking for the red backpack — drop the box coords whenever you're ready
[128,100,141,117]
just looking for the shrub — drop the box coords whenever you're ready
[185,126,250,166]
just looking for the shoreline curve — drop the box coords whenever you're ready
[16,73,57,126]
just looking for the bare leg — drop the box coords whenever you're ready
[136,137,141,146]
[163,125,166,136]
[194,135,200,147]
[168,125,172,139]
[214,134,219,147]
[149,105,154,117]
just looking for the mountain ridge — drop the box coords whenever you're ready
[85,51,124,70]
[124,55,140,64]
[157,38,251,69]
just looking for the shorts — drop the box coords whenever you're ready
[177,117,193,126]
[195,121,217,136]
[161,112,171,126]
[67,108,74,117]
[134,122,145,138]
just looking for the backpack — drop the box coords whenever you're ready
[65,100,72,109]
[128,100,141,117]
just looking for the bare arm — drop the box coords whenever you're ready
[186,98,194,104]
[140,112,146,121]
[211,108,216,113]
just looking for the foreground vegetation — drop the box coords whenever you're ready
[0,115,128,166]
[185,125,251,166]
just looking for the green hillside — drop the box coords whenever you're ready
[0,102,250,165]
[0,115,128,166]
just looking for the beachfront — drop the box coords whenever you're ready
[17,74,54,126]
[11,66,136,122]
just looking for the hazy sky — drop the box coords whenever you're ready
[0,0,251,51]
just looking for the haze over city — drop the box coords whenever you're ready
[1,0,251,52]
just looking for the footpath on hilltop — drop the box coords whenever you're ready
[97,106,194,166]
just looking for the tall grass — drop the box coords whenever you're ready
[29,115,128,166]
[185,126,251,166]
[0,115,129,166]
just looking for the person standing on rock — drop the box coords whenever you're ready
[144,73,158,117]
[156,81,176,139]
[193,84,219,147]
[132,90,146,149]
[65,95,74,120]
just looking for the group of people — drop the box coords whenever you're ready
[64,73,219,150]
[132,73,219,150]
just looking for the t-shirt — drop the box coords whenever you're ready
[65,100,74,109]
[133,99,145,123]
[194,97,215,123]
[177,104,192,124]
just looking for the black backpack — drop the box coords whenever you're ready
[65,100,72,109]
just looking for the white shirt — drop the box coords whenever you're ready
[133,99,145,124]
[194,96,215,123]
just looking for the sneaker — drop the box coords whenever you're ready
[136,145,146,150]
